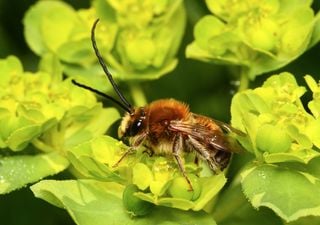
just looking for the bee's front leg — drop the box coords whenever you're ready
[142,146,154,157]
[172,134,193,191]
[113,133,146,168]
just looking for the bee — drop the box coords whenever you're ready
[72,19,244,190]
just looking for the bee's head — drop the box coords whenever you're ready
[118,107,146,139]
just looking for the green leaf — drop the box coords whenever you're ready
[287,216,320,225]
[23,1,67,55]
[262,149,320,164]
[63,107,120,148]
[0,55,23,85]
[63,63,114,92]
[306,157,320,179]
[241,163,320,222]
[23,1,77,55]
[213,183,283,225]
[278,8,314,57]
[31,179,217,225]
[5,124,42,151]
[41,5,78,52]
[193,174,227,210]
[123,184,154,216]
[305,74,320,119]
[23,2,48,55]
[305,119,320,149]
[57,38,94,65]
[0,152,69,194]
[132,163,153,190]
[106,51,179,80]
[93,0,116,23]
[66,135,129,182]
[38,53,63,84]
[193,15,226,53]
[309,11,320,48]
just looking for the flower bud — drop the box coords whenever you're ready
[256,124,292,153]
[122,184,153,216]
[168,174,201,201]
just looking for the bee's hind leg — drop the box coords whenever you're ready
[187,135,224,173]
[172,134,193,191]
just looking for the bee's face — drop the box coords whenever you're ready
[118,107,146,139]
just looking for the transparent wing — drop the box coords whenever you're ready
[211,119,246,137]
[169,119,243,153]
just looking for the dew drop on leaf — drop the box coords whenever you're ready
[257,171,267,180]
[0,175,5,184]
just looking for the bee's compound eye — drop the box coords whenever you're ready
[129,119,143,136]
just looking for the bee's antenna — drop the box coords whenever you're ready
[71,79,132,114]
[91,19,133,113]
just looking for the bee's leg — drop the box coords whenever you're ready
[172,135,194,191]
[194,156,199,165]
[187,135,221,172]
[113,133,146,168]
[142,146,154,157]
[112,147,135,168]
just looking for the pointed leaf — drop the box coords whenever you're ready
[241,163,320,222]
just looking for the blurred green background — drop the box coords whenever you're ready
[0,1,319,224]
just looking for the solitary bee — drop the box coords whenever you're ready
[72,19,244,190]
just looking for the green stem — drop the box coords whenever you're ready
[213,179,247,223]
[184,0,208,25]
[129,83,147,107]
[238,68,250,92]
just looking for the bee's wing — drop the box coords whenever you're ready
[211,119,246,137]
[169,120,244,153]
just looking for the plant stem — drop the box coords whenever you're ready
[184,0,208,25]
[213,180,247,223]
[238,68,250,92]
[129,82,147,107]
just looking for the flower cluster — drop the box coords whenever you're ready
[231,72,320,163]
[68,135,227,213]
[187,0,319,79]
[0,56,106,151]
[23,0,186,84]
[0,55,119,194]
